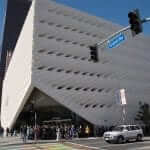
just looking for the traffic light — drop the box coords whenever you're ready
[89,44,98,62]
[128,9,143,35]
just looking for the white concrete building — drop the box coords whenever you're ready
[1,0,150,129]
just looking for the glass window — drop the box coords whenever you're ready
[99,104,105,108]
[66,86,73,90]
[131,126,139,130]
[75,87,82,91]
[56,53,64,56]
[64,26,70,29]
[65,70,72,73]
[48,36,55,39]
[91,88,96,92]
[39,20,45,23]
[85,104,91,108]
[47,51,55,54]
[135,126,140,130]
[127,126,131,131]
[98,89,104,92]
[38,49,46,53]
[72,28,78,32]
[57,69,64,72]
[65,54,72,57]
[56,38,63,41]
[56,24,62,27]
[73,56,79,59]
[83,88,90,91]
[48,22,55,26]
[57,86,64,89]
[92,104,98,108]
[37,66,45,70]
[113,126,124,131]
[82,72,88,75]
[47,67,55,71]
[74,71,80,74]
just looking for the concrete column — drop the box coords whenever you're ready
[3,128,7,137]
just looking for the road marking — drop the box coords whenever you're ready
[100,141,136,149]
[129,146,150,150]
[0,147,36,150]
[0,143,79,150]
[66,141,99,149]
[0,145,36,150]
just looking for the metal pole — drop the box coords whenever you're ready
[146,18,150,21]
[34,111,37,143]
[95,17,150,48]
[35,111,37,129]
[122,105,126,124]
[142,17,150,23]
[96,25,130,47]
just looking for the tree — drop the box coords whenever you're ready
[135,101,150,125]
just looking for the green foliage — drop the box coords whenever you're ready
[135,101,150,125]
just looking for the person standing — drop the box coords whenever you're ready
[27,126,30,140]
[85,125,90,137]
[6,127,9,137]
[56,126,60,141]
[22,125,27,143]
[0,127,4,137]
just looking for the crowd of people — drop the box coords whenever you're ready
[0,123,107,141]
[0,127,4,137]
[2,123,150,143]
[0,123,92,143]
[19,123,90,143]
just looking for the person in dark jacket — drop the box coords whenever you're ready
[22,125,27,143]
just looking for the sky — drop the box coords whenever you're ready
[54,0,150,36]
[0,0,150,52]
[0,0,7,53]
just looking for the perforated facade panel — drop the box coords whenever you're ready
[1,0,150,129]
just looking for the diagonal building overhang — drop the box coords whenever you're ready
[1,0,150,129]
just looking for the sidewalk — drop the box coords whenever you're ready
[28,137,100,144]
[0,136,99,144]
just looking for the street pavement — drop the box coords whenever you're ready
[1,136,150,150]
[0,136,85,150]
[68,137,150,150]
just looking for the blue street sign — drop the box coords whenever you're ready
[107,33,125,48]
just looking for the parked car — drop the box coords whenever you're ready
[103,125,143,144]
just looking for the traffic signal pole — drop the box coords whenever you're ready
[96,25,130,48]
[90,16,150,62]
[96,16,150,48]
[89,25,130,62]
[142,17,150,23]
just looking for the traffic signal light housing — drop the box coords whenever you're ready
[128,9,143,36]
[89,44,99,62]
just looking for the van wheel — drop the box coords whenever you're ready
[117,136,124,144]
[136,134,142,141]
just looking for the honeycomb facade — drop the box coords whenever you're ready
[1,0,150,129]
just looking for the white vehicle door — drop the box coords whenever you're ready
[131,126,139,138]
[125,126,133,140]
[129,126,137,139]
[122,126,130,139]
